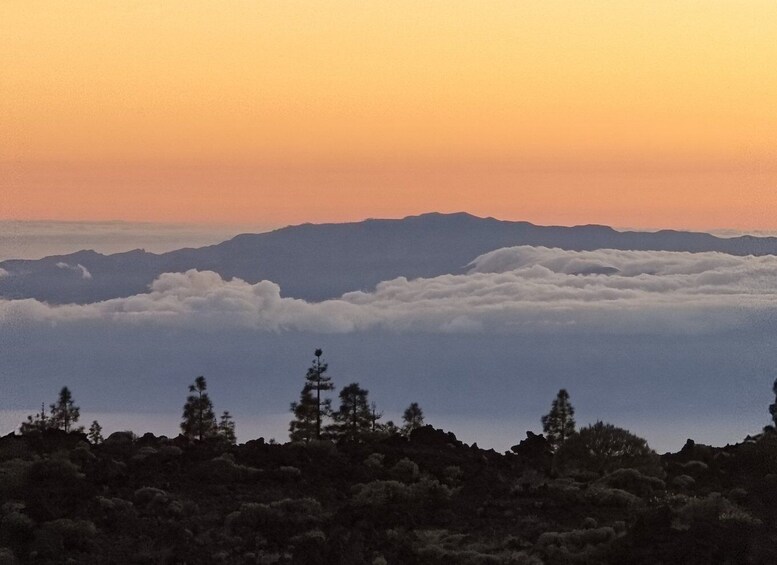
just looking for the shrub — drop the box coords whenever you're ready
[444,465,464,485]
[545,478,584,505]
[595,467,665,497]
[0,510,33,554]
[196,455,259,483]
[289,528,327,562]
[0,459,32,500]
[390,458,421,483]
[31,519,97,557]
[23,457,86,521]
[555,421,662,477]
[0,548,18,565]
[275,466,302,480]
[0,438,32,463]
[130,446,158,462]
[226,498,324,542]
[352,480,412,508]
[70,442,95,467]
[671,474,696,490]
[95,496,137,527]
[412,477,455,506]
[672,493,761,530]
[413,530,541,564]
[585,485,641,508]
[537,526,616,549]
[364,453,385,470]
[727,487,748,504]
[158,445,183,458]
[133,487,170,515]
[536,526,618,562]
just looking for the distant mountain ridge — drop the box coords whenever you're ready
[3,212,777,305]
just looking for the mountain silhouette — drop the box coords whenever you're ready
[3,212,777,304]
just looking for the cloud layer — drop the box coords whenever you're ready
[56,262,93,280]
[2,246,776,335]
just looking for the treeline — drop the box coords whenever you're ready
[289,349,424,443]
[14,349,427,446]
[16,348,777,462]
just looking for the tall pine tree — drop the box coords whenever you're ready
[541,388,576,451]
[181,376,217,441]
[50,386,83,433]
[217,411,237,444]
[289,385,318,442]
[402,402,425,435]
[292,348,335,440]
[88,420,104,444]
[329,383,373,442]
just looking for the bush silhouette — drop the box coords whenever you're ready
[555,421,662,477]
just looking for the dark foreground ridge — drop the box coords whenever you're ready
[2,425,777,564]
[4,212,777,304]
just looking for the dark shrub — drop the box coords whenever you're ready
[596,468,665,497]
[23,457,87,521]
[555,421,662,477]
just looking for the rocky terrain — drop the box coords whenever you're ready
[1,424,776,564]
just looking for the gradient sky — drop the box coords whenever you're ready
[2,1,777,230]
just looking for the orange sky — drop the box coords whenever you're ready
[2,1,777,230]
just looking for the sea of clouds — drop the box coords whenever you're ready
[2,246,774,335]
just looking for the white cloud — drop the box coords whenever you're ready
[55,262,93,280]
[2,246,776,335]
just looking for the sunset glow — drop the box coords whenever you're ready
[2,1,776,229]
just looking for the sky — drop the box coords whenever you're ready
[0,220,262,261]
[3,3,777,452]
[2,1,777,230]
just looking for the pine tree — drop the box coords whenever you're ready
[402,402,424,435]
[217,411,237,444]
[289,385,318,442]
[49,387,83,433]
[329,383,373,441]
[302,349,335,440]
[541,388,576,451]
[87,420,104,444]
[181,376,217,441]
[769,378,777,430]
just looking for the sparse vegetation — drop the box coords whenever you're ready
[19,387,83,435]
[3,352,777,563]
